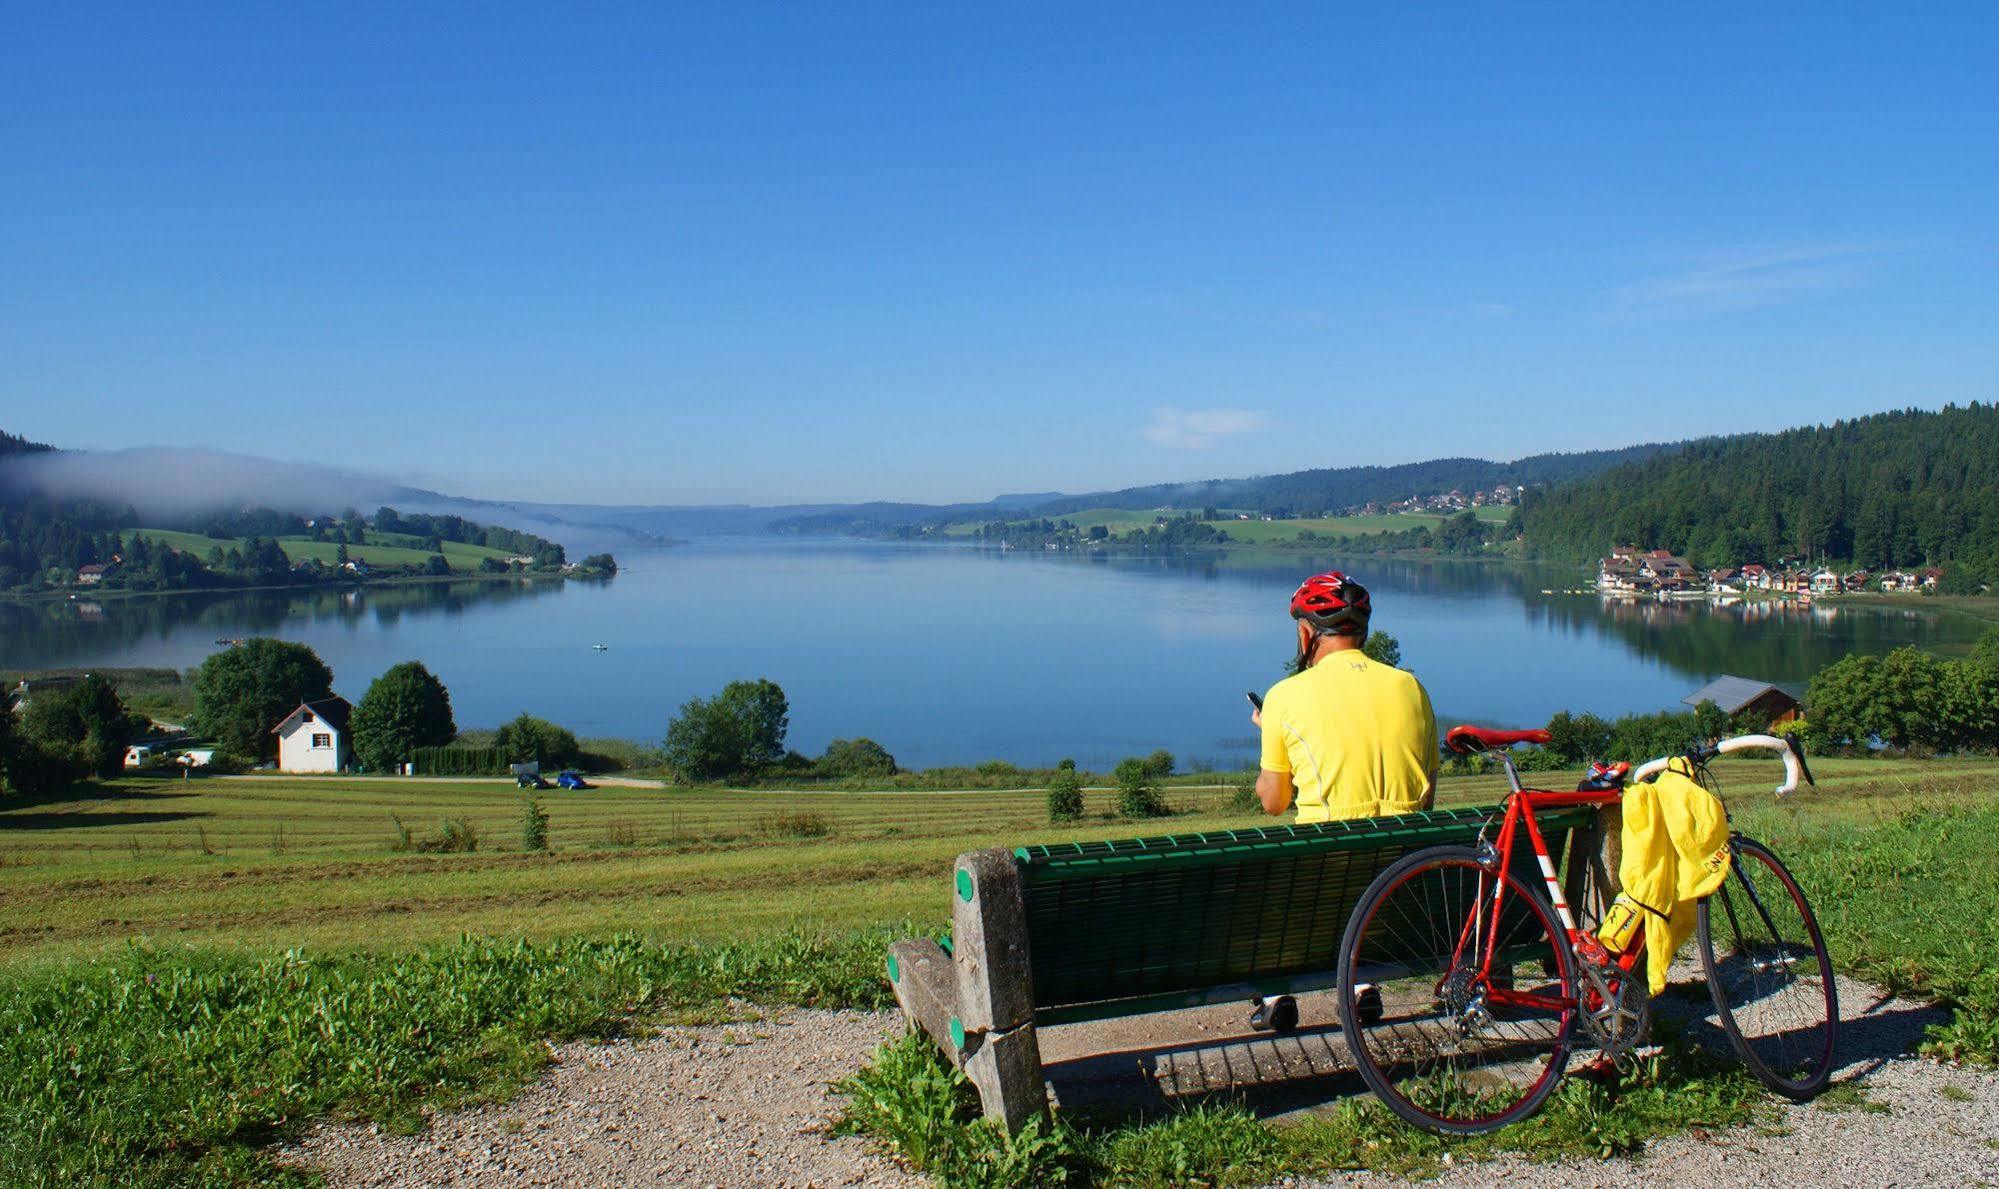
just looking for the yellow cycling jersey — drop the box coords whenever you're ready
[1259,651,1438,823]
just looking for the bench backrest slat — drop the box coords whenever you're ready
[1015,804,1587,1011]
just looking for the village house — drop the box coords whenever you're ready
[75,563,109,586]
[272,697,354,773]
[1809,568,1842,595]
[1682,675,1802,731]
[1740,563,1769,588]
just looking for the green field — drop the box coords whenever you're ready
[7,754,1999,1183]
[1207,505,1513,543]
[130,528,517,572]
[5,753,1995,968]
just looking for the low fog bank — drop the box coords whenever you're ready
[0,447,644,552]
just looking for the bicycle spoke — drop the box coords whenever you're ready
[1699,838,1837,1098]
[1341,848,1574,1133]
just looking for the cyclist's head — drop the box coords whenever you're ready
[1290,571,1371,639]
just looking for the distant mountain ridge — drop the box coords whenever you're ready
[764,440,1689,535]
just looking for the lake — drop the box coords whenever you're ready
[0,540,1984,770]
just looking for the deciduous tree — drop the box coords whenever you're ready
[350,661,457,772]
[192,639,335,761]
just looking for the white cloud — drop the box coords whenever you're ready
[1610,242,1897,315]
[1141,407,1271,450]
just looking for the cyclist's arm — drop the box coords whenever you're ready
[1256,768,1294,816]
[1257,690,1294,815]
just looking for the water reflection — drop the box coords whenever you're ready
[0,542,1981,768]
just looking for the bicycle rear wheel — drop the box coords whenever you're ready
[1697,836,1838,1098]
[1337,845,1576,1135]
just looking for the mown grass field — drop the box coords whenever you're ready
[4,754,1994,968]
[130,528,515,573]
[5,753,1998,1184]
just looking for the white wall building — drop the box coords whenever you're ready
[273,697,353,773]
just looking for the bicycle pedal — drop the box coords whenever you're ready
[1248,995,1298,1034]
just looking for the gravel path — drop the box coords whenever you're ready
[280,984,1999,1187]
[277,1010,917,1188]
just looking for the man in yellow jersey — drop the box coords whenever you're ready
[1251,571,1438,822]
[1246,571,1436,1032]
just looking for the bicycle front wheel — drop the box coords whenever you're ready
[1697,836,1838,1098]
[1337,845,1577,1135]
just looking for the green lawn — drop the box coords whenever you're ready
[6,753,1998,1184]
[5,754,1994,967]
[129,528,515,572]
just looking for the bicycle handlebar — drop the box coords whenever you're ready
[1630,733,1815,798]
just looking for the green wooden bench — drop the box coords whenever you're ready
[887,803,1605,1130]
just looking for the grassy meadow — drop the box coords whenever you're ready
[945,503,1514,542]
[6,753,1999,1184]
[4,754,1996,968]
[129,527,517,573]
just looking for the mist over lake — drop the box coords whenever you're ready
[1,539,1981,771]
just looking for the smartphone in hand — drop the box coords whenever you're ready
[1246,691,1263,712]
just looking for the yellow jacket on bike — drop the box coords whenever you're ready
[1617,758,1732,995]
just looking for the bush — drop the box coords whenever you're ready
[492,714,582,769]
[819,737,897,778]
[520,795,549,853]
[1114,757,1168,819]
[411,746,509,776]
[834,1033,1080,1185]
[1362,630,1402,668]
[661,679,789,781]
[1046,769,1085,822]
[761,811,831,839]
[20,673,140,780]
[1141,749,1175,779]
[974,759,1021,779]
[1227,770,1260,813]
[395,818,479,854]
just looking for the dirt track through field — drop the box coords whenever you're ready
[281,976,1999,1187]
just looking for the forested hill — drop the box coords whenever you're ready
[765,441,1688,536]
[1027,442,1683,519]
[1519,404,1999,587]
[0,430,54,460]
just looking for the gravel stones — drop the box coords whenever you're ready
[276,1009,917,1188]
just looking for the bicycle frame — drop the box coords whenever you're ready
[1450,751,1628,1016]
[1451,733,1811,1016]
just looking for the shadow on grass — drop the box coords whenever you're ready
[0,809,211,831]
[0,780,203,814]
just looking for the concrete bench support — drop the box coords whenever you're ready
[887,938,959,1066]
[950,848,1047,1132]
[1562,805,1623,926]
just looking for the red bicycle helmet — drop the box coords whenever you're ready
[1289,570,1371,632]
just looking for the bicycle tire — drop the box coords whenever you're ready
[1337,844,1577,1135]
[1697,835,1838,1099]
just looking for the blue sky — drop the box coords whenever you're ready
[3,4,1994,505]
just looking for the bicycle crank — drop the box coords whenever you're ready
[1576,956,1652,1066]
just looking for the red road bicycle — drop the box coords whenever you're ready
[1335,725,1838,1134]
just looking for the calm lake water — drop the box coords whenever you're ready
[0,541,1983,770]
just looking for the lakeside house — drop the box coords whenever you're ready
[1682,675,1802,731]
[273,697,354,773]
[76,563,109,585]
